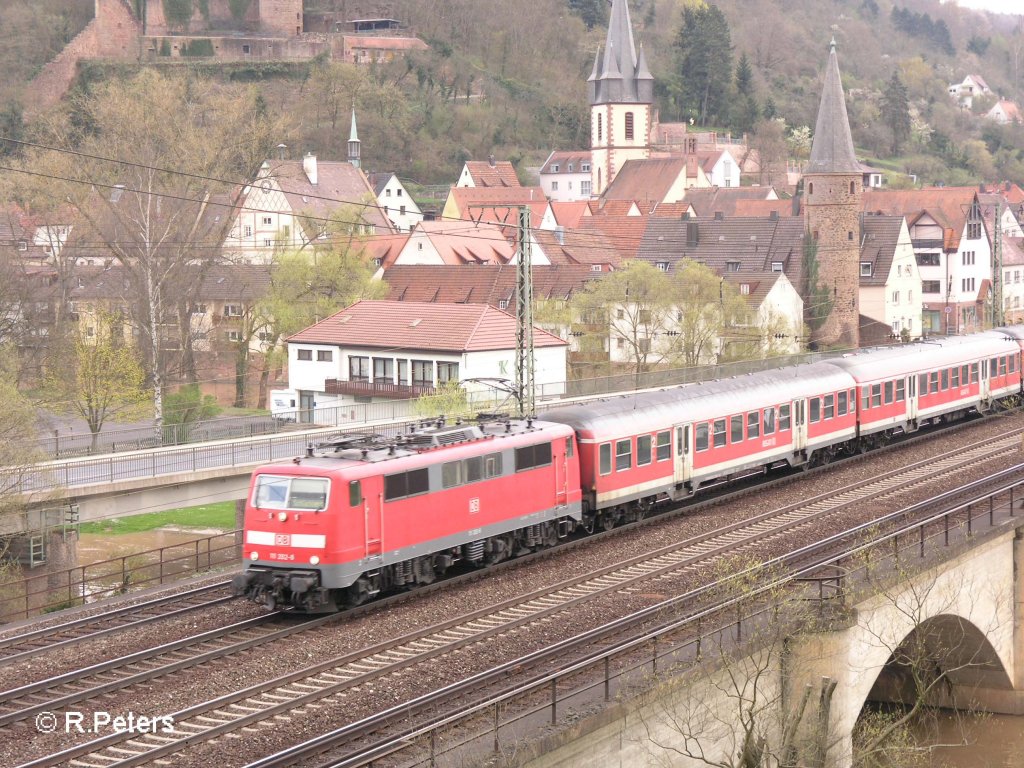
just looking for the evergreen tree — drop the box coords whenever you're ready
[567,0,607,30]
[881,71,912,155]
[674,4,733,126]
[732,52,760,135]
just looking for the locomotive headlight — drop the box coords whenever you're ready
[309,555,320,565]
[277,512,288,522]
[250,551,259,561]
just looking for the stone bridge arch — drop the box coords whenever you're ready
[792,531,1023,767]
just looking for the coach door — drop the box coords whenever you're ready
[907,375,918,422]
[792,399,807,452]
[674,425,692,485]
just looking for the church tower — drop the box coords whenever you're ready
[588,0,653,197]
[804,38,862,348]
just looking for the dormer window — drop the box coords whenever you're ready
[860,262,873,277]
[567,164,573,172]
[771,261,784,272]
[551,164,559,173]
[740,284,750,295]
[582,163,591,172]
[726,261,740,272]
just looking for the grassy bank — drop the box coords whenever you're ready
[79,501,238,535]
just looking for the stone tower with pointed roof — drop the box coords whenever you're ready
[588,0,653,198]
[804,37,862,348]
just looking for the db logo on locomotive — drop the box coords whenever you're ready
[274,533,291,546]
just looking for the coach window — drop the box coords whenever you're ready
[763,407,775,434]
[1000,357,1007,376]
[485,452,503,478]
[961,364,969,384]
[971,363,980,383]
[731,414,744,443]
[990,358,998,377]
[637,435,652,465]
[599,443,612,475]
[1011,356,1017,373]
[656,430,671,460]
[747,411,760,438]
[872,383,882,407]
[809,398,820,423]
[929,371,939,393]
[349,480,362,507]
[837,391,847,416]
[895,379,905,401]
[941,369,949,390]
[823,395,834,420]
[696,423,710,451]
[779,404,791,431]
[918,374,929,396]
[615,439,632,471]
[884,382,894,404]
[713,419,727,448]
[951,366,960,388]
[861,386,871,410]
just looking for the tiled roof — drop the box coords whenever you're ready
[636,216,806,290]
[862,187,978,252]
[287,300,567,351]
[70,264,272,302]
[445,186,548,225]
[859,215,905,287]
[400,220,515,266]
[258,159,394,235]
[549,201,591,229]
[648,202,694,219]
[807,40,859,174]
[532,227,620,267]
[733,199,794,218]
[601,158,690,204]
[723,271,785,306]
[343,35,429,52]
[360,232,411,268]
[1001,237,1024,267]
[463,161,520,188]
[577,215,650,262]
[383,264,599,305]
[366,172,396,197]
[591,199,641,216]
[683,187,779,218]
[540,151,592,174]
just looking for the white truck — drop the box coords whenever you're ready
[269,389,298,422]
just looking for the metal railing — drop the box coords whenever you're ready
[30,349,843,460]
[0,529,240,623]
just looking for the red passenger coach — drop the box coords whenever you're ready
[234,418,583,611]
[541,363,858,525]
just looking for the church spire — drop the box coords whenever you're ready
[589,0,650,106]
[347,106,361,169]
[807,37,859,173]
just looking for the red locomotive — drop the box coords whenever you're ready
[235,330,1023,612]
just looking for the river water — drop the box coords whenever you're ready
[922,713,1024,767]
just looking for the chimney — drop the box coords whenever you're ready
[276,143,287,160]
[488,154,496,167]
[714,211,724,220]
[769,210,779,220]
[303,152,318,185]
[685,221,699,247]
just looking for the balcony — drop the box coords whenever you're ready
[324,379,435,399]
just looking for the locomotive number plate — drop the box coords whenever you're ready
[274,533,291,546]
[469,498,480,514]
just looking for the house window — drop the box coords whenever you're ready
[891,291,899,304]
[373,357,394,382]
[922,280,940,293]
[263,239,273,247]
[243,225,252,237]
[967,221,982,239]
[962,251,975,265]
[917,253,940,266]
[740,284,750,295]
[551,164,559,173]
[860,262,872,277]
[726,261,740,272]
[551,181,559,191]
[242,44,251,54]
[17,240,27,251]
[624,111,634,140]
[962,277,976,292]
[349,356,370,382]
[592,265,602,272]
[224,304,242,317]
[771,261,783,272]
[317,350,332,362]
[498,299,509,310]
[581,180,592,197]
[411,360,433,386]
[191,303,207,314]
[262,216,273,225]
[297,349,312,361]
[437,362,459,383]
[597,114,602,142]
[399,205,406,215]
[226,330,242,342]
[582,163,590,172]
[396,188,403,197]
[655,262,669,272]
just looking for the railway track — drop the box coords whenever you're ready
[20,424,1024,768]
[0,582,234,665]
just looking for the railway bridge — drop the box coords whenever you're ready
[523,524,1024,768]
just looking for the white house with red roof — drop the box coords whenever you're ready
[284,300,568,418]
[985,100,1023,125]
[539,150,594,202]
[385,220,519,268]
[456,158,521,188]
[948,74,991,109]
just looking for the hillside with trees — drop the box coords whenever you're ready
[1,0,1022,186]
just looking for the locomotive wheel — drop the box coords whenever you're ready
[345,577,371,608]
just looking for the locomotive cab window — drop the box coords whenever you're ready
[516,442,553,472]
[599,443,612,475]
[349,480,362,507]
[253,475,330,511]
